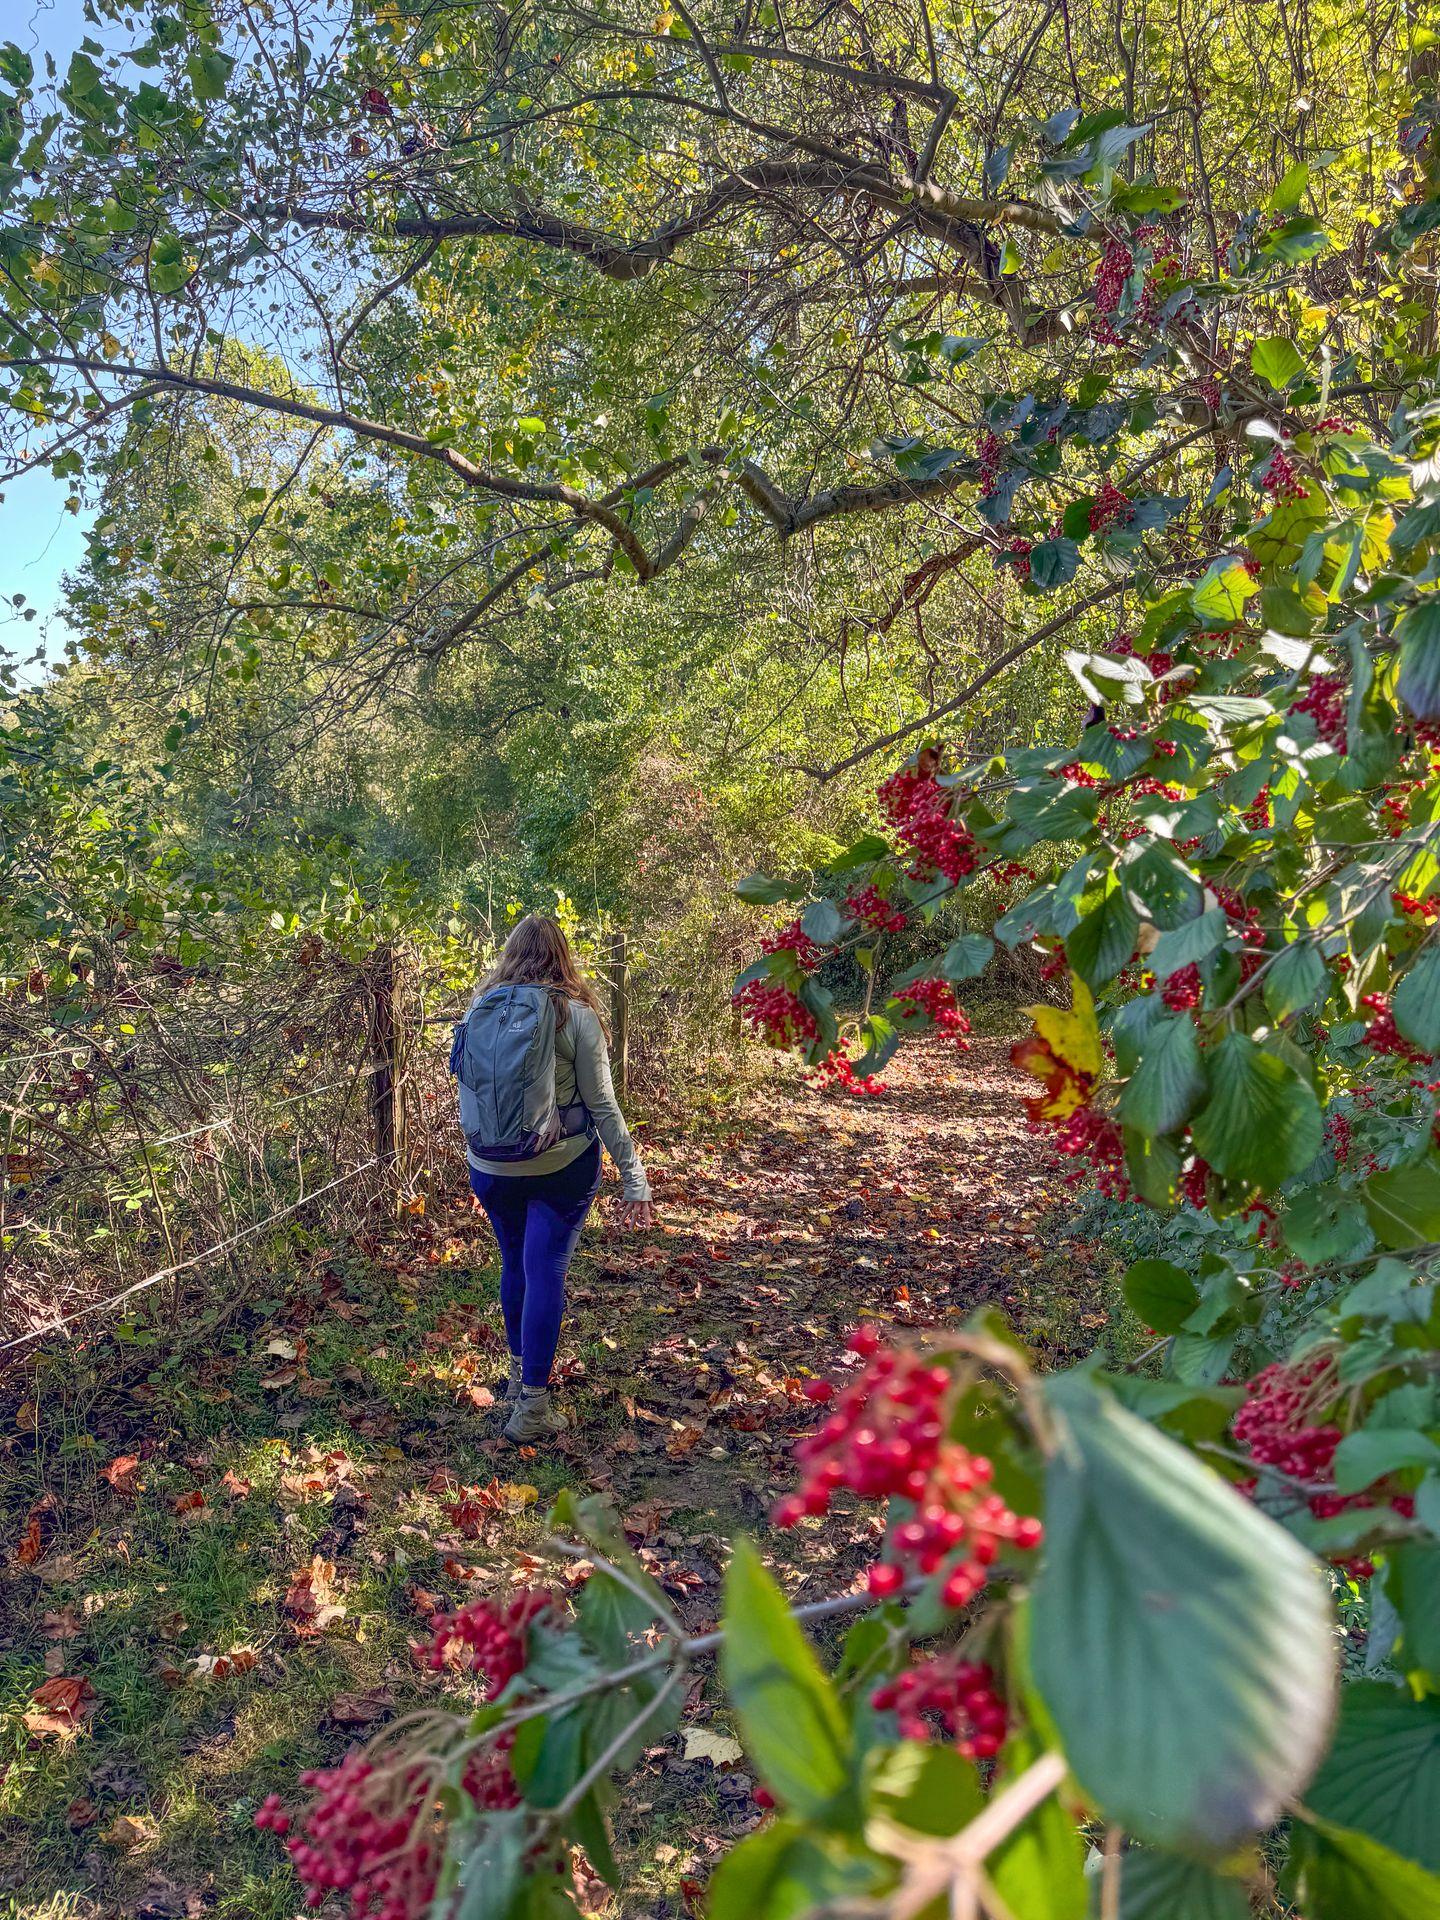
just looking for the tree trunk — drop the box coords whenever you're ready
[607,929,630,1098]
[368,945,401,1170]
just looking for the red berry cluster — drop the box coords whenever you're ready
[976,430,1005,494]
[1004,535,1032,579]
[892,977,972,1048]
[1211,884,1267,978]
[1161,962,1202,1011]
[1325,1111,1353,1165]
[845,884,908,934]
[871,1656,1008,1759]
[732,978,819,1048]
[423,1590,553,1690]
[1260,448,1308,500]
[1058,760,1103,788]
[1291,673,1348,751]
[877,767,979,885]
[1234,1360,1341,1484]
[259,1593,556,1917]
[1242,786,1272,828]
[263,1751,443,1919]
[1381,790,1413,838]
[763,920,823,970]
[1092,237,1133,341]
[1043,1106,1129,1199]
[1180,1156,1211,1209]
[991,859,1038,888]
[1230,1360,1401,1571]
[1361,992,1432,1064]
[1394,890,1440,921]
[808,1050,889,1098]
[1088,479,1133,535]
[774,1333,1043,1611]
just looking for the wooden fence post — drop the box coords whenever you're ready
[368,944,401,1170]
[607,928,630,1098]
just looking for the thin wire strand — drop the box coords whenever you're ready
[0,1155,381,1353]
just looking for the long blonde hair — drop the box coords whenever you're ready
[479,914,608,1033]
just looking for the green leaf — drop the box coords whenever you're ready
[940,933,994,982]
[1251,337,1306,390]
[1364,1152,1440,1250]
[1148,908,1226,981]
[1286,1816,1440,1920]
[1117,1016,1206,1138]
[450,1807,527,1920]
[1397,598,1440,723]
[1264,942,1328,1020]
[1283,1185,1374,1265]
[1103,1375,1243,1442]
[991,1730,1086,1920]
[1332,1429,1440,1494]
[1030,1373,1336,1852]
[186,48,234,100]
[737,872,795,905]
[1307,1684,1440,1872]
[1268,161,1310,213]
[867,1740,982,1836]
[1124,844,1203,931]
[706,1819,882,1920]
[721,1539,855,1823]
[1384,1545,1440,1683]
[149,232,192,295]
[826,833,890,874]
[1030,537,1082,590]
[1393,948,1440,1055]
[801,898,842,946]
[1123,1257,1201,1334]
[1068,875,1140,988]
[1092,1847,1250,1920]
[1190,560,1259,624]
[1190,1033,1323,1190]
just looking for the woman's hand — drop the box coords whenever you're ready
[616,1199,655,1230]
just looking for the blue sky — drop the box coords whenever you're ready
[2,1,115,665]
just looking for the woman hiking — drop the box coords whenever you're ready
[451,914,652,1442]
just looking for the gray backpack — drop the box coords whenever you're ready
[450,983,589,1162]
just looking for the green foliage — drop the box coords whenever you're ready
[1029,1373,1335,1851]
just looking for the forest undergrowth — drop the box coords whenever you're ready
[0,1035,1118,1920]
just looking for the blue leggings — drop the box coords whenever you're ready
[469,1139,602,1388]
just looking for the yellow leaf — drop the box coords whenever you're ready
[499,1483,539,1509]
[682,1726,744,1767]
[1023,974,1102,1078]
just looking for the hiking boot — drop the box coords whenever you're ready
[504,1355,523,1404]
[504,1387,569,1443]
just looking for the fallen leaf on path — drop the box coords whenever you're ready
[666,1423,706,1459]
[24,1674,97,1740]
[327,1688,394,1726]
[102,1811,157,1849]
[14,1492,57,1565]
[681,1727,744,1767]
[283,1556,345,1634]
[102,1455,143,1497]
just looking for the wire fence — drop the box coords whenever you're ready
[0,941,448,1358]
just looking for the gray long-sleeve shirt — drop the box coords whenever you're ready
[465,999,651,1202]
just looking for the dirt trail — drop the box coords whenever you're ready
[0,1033,1098,1919]
[556,1035,1086,1534]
